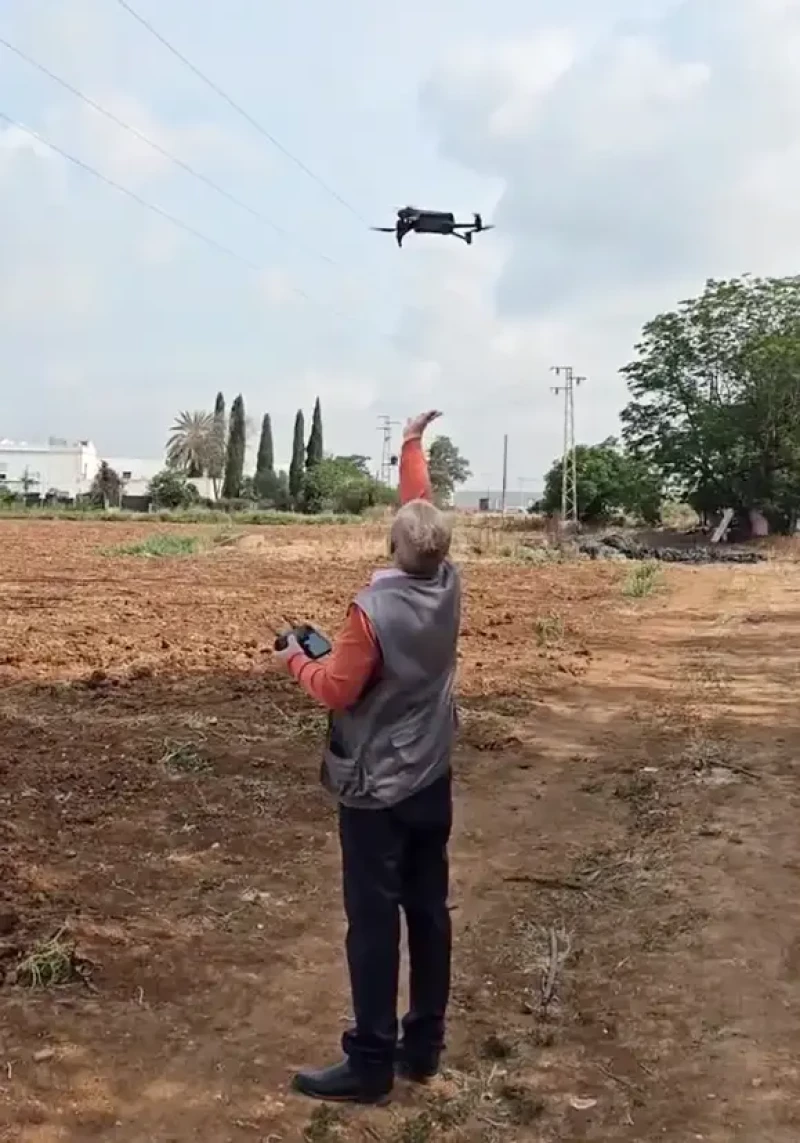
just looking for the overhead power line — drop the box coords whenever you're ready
[0,34,336,268]
[113,0,369,226]
[0,110,269,274]
[0,111,412,352]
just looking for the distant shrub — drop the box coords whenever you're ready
[106,534,203,558]
[148,469,200,510]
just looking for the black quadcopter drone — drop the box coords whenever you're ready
[372,206,495,247]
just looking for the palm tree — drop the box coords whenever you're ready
[166,411,215,477]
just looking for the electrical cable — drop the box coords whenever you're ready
[0,110,271,275]
[0,110,416,349]
[0,34,338,268]
[113,0,369,226]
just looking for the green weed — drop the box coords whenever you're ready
[623,560,661,598]
[104,534,203,558]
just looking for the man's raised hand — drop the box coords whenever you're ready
[403,410,442,442]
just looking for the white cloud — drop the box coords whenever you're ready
[422,0,800,319]
[390,0,800,480]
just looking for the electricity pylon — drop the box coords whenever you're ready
[550,366,585,526]
[376,415,400,485]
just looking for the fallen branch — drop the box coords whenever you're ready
[540,926,559,1010]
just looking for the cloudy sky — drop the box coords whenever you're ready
[2,0,800,489]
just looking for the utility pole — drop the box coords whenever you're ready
[550,366,584,526]
[376,415,400,486]
[500,434,508,514]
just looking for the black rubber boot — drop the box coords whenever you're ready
[292,1058,392,1105]
[395,1044,441,1083]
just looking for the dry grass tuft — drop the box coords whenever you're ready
[12,927,93,989]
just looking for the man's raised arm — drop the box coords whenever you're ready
[399,410,440,505]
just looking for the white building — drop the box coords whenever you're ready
[105,456,171,498]
[0,438,290,501]
[0,438,100,499]
[0,440,171,500]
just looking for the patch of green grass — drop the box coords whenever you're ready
[622,560,662,598]
[104,533,204,558]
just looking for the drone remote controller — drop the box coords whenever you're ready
[274,623,332,660]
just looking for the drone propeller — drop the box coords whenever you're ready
[371,226,397,233]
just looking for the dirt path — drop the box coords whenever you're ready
[2,530,799,1141]
[234,563,800,1141]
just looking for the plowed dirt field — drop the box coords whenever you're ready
[1,519,798,1142]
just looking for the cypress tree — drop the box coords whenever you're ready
[306,396,324,469]
[222,394,246,499]
[210,391,226,498]
[254,413,275,497]
[289,409,305,501]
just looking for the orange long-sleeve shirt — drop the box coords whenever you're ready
[285,437,432,710]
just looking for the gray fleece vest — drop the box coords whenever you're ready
[321,560,461,809]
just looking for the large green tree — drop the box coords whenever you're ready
[306,397,324,469]
[621,275,800,531]
[222,394,246,499]
[302,456,392,515]
[542,438,662,524]
[254,413,275,495]
[289,409,305,501]
[428,436,471,506]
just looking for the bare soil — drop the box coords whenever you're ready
[0,519,798,1142]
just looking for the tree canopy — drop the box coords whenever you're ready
[89,461,122,508]
[166,411,215,478]
[222,395,246,499]
[542,438,662,524]
[254,413,275,498]
[302,456,394,515]
[149,468,200,509]
[209,392,226,496]
[306,397,323,469]
[621,275,800,532]
[428,436,471,506]
[289,410,305,501]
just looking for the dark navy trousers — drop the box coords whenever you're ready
[338,772,452,1077]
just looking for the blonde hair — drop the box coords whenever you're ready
[390,499,452,576]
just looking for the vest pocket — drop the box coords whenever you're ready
[321,747,366,799]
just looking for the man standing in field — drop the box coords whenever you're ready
[274,410,460,1105]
